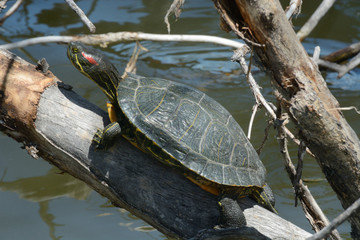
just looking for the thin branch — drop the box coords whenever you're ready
[0,32,246,50]
[247,103,259,139]
[285,0,302,21]
[256,120,272,155]
[313,44,359,78]
[336,106,360,115]
[338,52,360,78]
[294,141,306,207]
[164,0,185,34]
[277,125,341,240]
[315,52,360,79]
[0,0,9,12]
[312,46,321,62]
[65,0,96,33]
[316,58,346,73]
[307,197,360,240]
[297,0,336,41]
[0,0,23,26]
[231,48,314,157]
[121,42,148,79]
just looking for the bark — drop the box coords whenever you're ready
[0,49,313,239]
[213,0,360,238]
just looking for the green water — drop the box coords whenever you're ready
[0,0,359,239]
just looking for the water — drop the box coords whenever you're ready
[0,0,359,239]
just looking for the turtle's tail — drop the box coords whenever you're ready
[251,184,278,214]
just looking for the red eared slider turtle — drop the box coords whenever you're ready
[67,42,276,227]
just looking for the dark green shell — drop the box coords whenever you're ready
[116,73,266,191]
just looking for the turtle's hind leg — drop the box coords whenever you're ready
[219,197,246,227]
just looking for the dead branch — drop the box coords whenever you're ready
[0,0,23,26]
[65,0,96,33]
[0,32,246,50]
[164,0,185,33]
[297,0,336,41]
[277,124,341,239]
[307,197,360,240]
[285,0,302,21]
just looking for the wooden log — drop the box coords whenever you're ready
[213,0,360,237]
[0,49,312,239]
[322,41,360,63]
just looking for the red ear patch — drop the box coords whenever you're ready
[82,52,99,66]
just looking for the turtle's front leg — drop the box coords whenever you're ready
[93,122,122,150]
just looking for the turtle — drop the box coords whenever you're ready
[67,42,276,227]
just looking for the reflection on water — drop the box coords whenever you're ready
[0,0,358,239]
[0,167,90,240]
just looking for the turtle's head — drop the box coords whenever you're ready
[67,42,120,103]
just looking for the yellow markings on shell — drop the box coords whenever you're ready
[151,79,160,87]
[242,157,247,166]
[146,91,166,118]
[179,108,200,142]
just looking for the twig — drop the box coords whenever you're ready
[121,42,148,79]
[247,103,259,139]
[285,0,302,21]
[277,125,341,240]
[315,52,360,79]
[256,120,272,155]
[0,0,23,26]
[336,106,360,115]
[316,58,346,73]
[297,0,336,41]
[307,197,360,240]
[312,46,321,62]
[0,0,8,12]
[231,48,314,157]
[65,0,96,33]
[164,0,185,34]
[294,141,306,207]
[338,52,360,78]
[0,32,246,50]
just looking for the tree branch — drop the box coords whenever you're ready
[296,0,336,41]
[0,0,23,26]
[65,0,96,33]
[0,32,246,50]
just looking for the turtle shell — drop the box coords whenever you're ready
[117,73,266,192]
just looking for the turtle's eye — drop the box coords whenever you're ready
[72,47,79,54]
